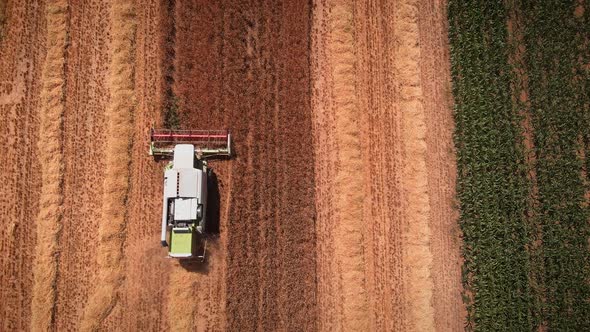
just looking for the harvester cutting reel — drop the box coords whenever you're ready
[149,128,231,160]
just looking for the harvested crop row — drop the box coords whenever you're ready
[448,1,534,330]
[116,0,170,330]
[313,0,461,330]
[393,1,436,330]
[521,1,590,329]
[31,1,69,331]
[312,2,370,330]
[167,269,196,331]
[80,2,136,330]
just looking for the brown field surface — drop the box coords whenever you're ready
[0,0,463,331]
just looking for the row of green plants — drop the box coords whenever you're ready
[449,0,590,330]
[521,1,590,330]
[448,1,534,330]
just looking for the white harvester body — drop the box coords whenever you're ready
[161,145,207,258]
[151,129,230,260]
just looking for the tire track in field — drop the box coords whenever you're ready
[31,1,69,330]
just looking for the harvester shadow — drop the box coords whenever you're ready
[206,169,221,235]
[178,254,210,273]
[178,169,221,273]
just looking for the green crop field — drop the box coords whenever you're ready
[449,0,590,330]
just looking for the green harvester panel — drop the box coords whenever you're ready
[170,229,193,256]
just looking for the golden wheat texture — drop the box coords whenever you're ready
[80,1,136,331]
[30,2,68,331]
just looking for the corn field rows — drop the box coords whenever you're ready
[448,0,590,330]
[521,1,590,330]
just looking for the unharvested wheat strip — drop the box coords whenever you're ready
[80,2,136,331]
[394,0,435,330]
[31,1,68,331]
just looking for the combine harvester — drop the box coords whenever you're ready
[150,129,231,260]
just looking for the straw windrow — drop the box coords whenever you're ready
[80,1,136,330]
[30,1,69,331]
